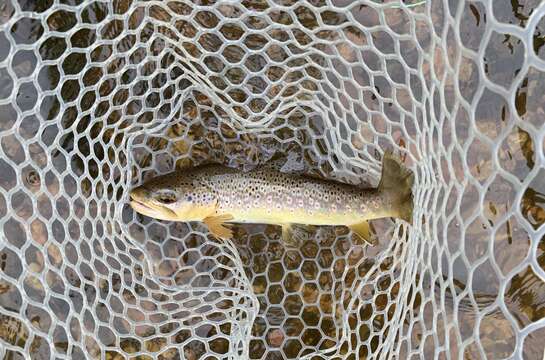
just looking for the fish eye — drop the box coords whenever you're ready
[155,191,177,204]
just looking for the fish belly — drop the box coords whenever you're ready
[227,207,357,226]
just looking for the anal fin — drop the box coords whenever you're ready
[204,214,234,239]
[348,221,377,246]
[281,224,313,248]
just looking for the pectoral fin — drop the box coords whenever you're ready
[281,224,313,248]
[203,214,234,239]
[348,221,377,246]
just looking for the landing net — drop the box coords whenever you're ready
[0,0,544,359]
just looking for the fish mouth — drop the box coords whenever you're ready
[129,190,152,210]
[129,194,178,220]
[130,199,159,216]
[130,199,153,211]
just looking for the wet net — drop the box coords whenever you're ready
[1,0,545,359]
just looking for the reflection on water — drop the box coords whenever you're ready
[0,0,544,359]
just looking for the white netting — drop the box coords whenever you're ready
[1,0,545,358]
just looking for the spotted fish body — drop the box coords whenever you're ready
[129,152,414,244]
[203,166,389,225]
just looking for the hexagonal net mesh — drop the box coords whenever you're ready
[1,0,545,359]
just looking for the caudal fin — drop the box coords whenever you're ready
[378,151,414,223]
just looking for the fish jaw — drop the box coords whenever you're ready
[129,187,179,221]
[129,198,178,221]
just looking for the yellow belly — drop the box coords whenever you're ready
[226,207,360,226]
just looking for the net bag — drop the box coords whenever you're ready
[0,0,544,359]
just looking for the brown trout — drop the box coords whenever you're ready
[129,152,414,245]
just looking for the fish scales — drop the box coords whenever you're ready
[198,165,388,226]
[129,151,414,244]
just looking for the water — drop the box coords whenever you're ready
[0,0,544,359]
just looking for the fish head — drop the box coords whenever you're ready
[129,171,216,221]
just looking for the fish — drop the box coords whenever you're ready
[129,151,414,246]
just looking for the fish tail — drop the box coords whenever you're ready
[378,150,414,223]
